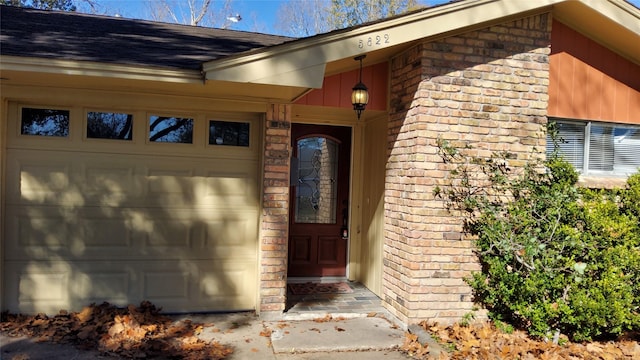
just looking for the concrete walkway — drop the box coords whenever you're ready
[267,316,404,354]
[1,312,412,360]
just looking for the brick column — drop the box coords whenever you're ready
[384,13,552,324]
[259,103,291,314]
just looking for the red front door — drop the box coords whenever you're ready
[288,124,351,277]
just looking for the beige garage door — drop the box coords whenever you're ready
[3,104,260,314]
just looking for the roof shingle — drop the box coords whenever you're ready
[0,5,294,71]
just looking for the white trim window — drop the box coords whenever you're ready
[547,119,640,176]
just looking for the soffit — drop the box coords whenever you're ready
[0,69,308,104]
[552,0,640,65]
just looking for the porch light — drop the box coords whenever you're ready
[351,55,369,120]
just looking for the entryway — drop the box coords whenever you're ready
[284,281,389,317]
[287,124,351,277]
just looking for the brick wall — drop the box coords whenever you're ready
[259,104,291,314]
[384,13,552,324]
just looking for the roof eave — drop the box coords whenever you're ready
[0,56,204,84]
[202,0,565,88]
[202,0,640,88]
[553,0,640,64]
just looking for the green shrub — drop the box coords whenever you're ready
[435,136,640,341]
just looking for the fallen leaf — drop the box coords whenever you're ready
[313,315,332,323]
[0,301,233,360]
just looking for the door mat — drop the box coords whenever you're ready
[288,282,354,295]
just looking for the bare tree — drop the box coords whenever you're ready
[275,0,330,37]
[0,0,75,10]
[328,0,420,30]
[146,0,235,27]
[276,0,420,37]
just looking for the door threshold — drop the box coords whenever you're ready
[287,276,349,284]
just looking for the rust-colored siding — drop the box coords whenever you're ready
[548,20,640,124]
[295,62,388,111]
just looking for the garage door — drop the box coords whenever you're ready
[3,104,260,314]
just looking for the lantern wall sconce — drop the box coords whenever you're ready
[351,55,369,120]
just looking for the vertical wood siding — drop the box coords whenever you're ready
[295,62,388,111]
[548,20,640,124]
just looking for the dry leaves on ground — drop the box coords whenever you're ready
[402,321,640,360]
[0,301,233,360]
[312,315,347,323]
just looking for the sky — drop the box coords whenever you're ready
[88,0,640,36]
[84,0,452,35]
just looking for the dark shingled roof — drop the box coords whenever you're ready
[0,5,294,71]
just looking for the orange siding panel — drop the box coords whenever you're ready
[600,70,617,121]
[295,62,388,111]
[324,74,341,107]
[370,62,388,111]
[629,91,640,125]
[547,47,560,115]
[306,81,325,105]
[613,83,629,123]
[339,70,358,108]
[585,63,603,119]
[549,20,640,124]
[573,55,588,119]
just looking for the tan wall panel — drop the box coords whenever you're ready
[359,115,387,296]
[6,150,258,208]
[6,206,258,260]
[5,259,256,313]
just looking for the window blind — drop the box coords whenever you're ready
[613,127,640,174]
[548,122,585,171]
[548,120,640,176]
[588,125,614,172]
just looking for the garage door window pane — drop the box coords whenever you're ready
[149,116,194,143]
[87,112,133,140]
[21,108,69,137]
[209,121,249,146]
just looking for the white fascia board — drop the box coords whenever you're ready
[0,56,204,84]
[581,0,640,34]
[203,0,566,87]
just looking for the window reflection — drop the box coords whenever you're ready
[209,121,249,146]
[87,112,133,140]
[21,108,69,137]
[149,116,193,143]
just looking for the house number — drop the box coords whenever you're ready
[358,34,390,48]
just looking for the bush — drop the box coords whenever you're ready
[434,137,640,341]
